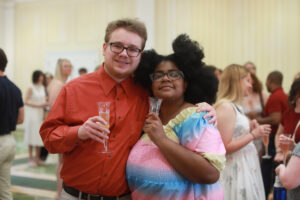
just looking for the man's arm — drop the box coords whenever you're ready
[256,112,282,125]
[17,107,24,124]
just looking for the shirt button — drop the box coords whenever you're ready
[109,154,112,157]
[116,97,120,101]
[118,116,121,119]
[104,173,108,177]
[112,135,116,138]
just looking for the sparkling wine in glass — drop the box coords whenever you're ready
[149,97,162,114]
[97,102,112,153]
[280,134,292,165]
[262,134,271,159]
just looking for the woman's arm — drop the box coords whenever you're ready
[276,155,300,189]
[274,124,284,162]
[216,102,270,154]
[144,113,219,184]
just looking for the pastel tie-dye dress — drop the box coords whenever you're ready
[126,106,226,200]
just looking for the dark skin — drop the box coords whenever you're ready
[143,61,220,184]
[255,80,282,125]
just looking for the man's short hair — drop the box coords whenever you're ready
[105,18,147,50]
[0,48,8,72]
[267,70,283,86]
[78,67,87,74]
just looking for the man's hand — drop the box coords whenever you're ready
[77,116,110,143]
[196,102,217,126]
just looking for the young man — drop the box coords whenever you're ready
[40,18,216,200]
[0,48,24,200]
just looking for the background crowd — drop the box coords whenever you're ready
[1,16,300,200]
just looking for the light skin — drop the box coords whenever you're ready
[77,28,143,142]
[276,153,300,190]
[274,94,300,162]
[77,28,217,144]
[144,60,219,184]
[216,73,271,154]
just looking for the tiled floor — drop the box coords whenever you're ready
[11,129,57,200]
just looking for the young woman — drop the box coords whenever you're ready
[47,58,72,200]
[126,34,226,200]
[24,70,47,166]
[274,78,300,162]
[215,64,271,200]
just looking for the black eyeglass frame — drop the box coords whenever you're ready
[108,42,142,57]
[149,70,185,82]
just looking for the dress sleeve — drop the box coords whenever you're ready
[173,110,226,171]
[292,142,300,157]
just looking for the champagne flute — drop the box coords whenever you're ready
[97,102,112,153]
[280,134,292,165]
[262,133,271,159]
[149,97,162,114]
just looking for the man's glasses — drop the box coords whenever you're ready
[109,42,142,57]
[149,70,184,82]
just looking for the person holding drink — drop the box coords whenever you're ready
[274,78,300,165]
[215,64,271,200]
[126,34,225,200]
[40,19,217,200]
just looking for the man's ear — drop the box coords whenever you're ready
[102,43,107,57]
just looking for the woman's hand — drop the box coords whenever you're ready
[279,134,295,150]
[250,119,259,132]
[252,124,271,138]
[196,102,217,126]
[274,152,284,162]
[143,113,167,143]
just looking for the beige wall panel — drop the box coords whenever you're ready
[14,0,137,95]
[154,0,300,92]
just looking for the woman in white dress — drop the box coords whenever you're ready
[24,70,47,166]
[215,64,271,200]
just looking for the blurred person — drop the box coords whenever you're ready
[294,72,300,80]
[0,48,24,200]
[127,34,225,200]
[24,70,47,167]
[206,65,222,80]
[274,78,300,162]
[78,67,87,76]
[242,73,268,159]
[40,19,217,200]
[215,64,271,200]
[255,70,289,199]
[244,61,257,74]
[275,142,300,200]
[40,72,53,161]
[46,58,72,199]
[44,72,53,86]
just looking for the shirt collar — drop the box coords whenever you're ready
[98,63,135,98]
[272,87,283,94]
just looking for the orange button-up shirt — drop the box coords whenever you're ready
[40,65,149,195]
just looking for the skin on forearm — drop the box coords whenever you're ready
[224,134,254,154]
[154,136,219,184]
[277,156,300,189]
[256,112,281,125]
